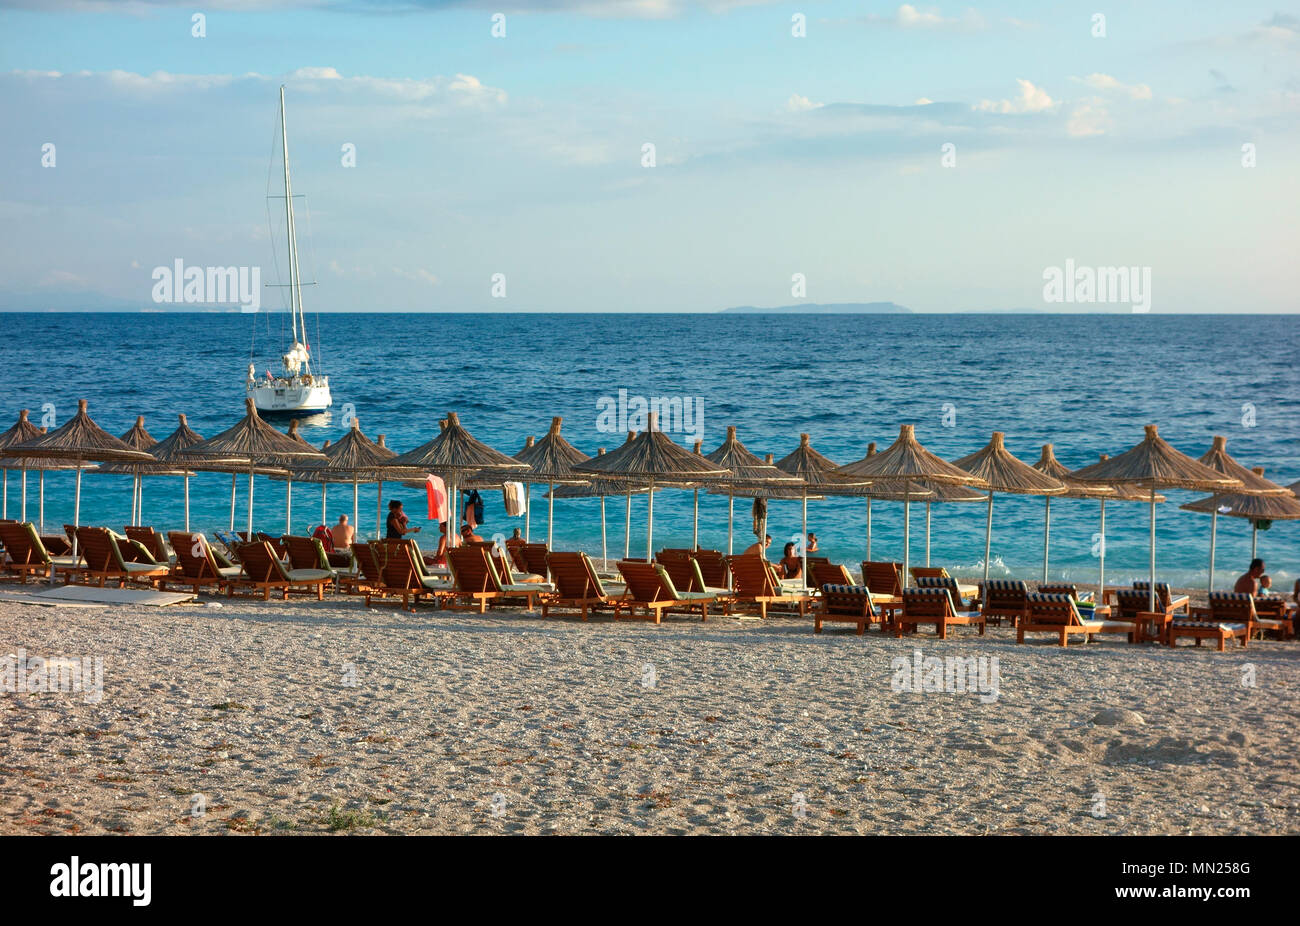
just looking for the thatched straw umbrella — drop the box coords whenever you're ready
[1032,444,1119,586]
[572,413,729,559]
[951,432,1066,586]
[95,416,194,526]
[178,398,321,536]
[547,448,650,569]
[838,425,983,582]
[1073,424,1241,609]
[146,414,206,531]
[0,426,84,533]
[0,410,42,522]
[6,399,154,558]
[704,426,801,555]
[1181,466,1300,573]
[514,417,590,549]
[863,479,988,568]
[1184,437,1294,591]
[775,433,870,583]
[388,412,528,548]
[278,418,400,538]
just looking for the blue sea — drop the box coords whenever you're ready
[1,312,1297,589]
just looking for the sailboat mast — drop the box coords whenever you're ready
[279,85,302,347]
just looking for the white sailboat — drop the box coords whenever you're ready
[247,86,332,415]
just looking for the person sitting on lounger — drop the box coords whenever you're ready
[743,534,773,558]
[1257,574,1275,597]
[460,524,484,544]
[334,515,355,549]
[778,542,802,579]
[1233,558,1265,595]
[386,500,421,540]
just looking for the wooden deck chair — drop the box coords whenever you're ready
[1132,581,1190,615]
[725,553,813,619]
[1250,596,1294,640]
[168,530,242,595]
[979,579,1029,627]
[810,560,854,590]
[616,560,718,624]
[254,532,288,558]
[1114,589,1174,644]
[1018,592,1133,646]
[909,566,949,583]
[0,521,79,584]
[543,551,627,621]
[469,539,548,586]
[446,545,548,613]
[350,541,388,600]
[519,542,551,578]
[897,587,985,639]
[1166,592,1252,651]
[860,561,904,599]
[282,534,337,578]
[815,584,880,635]
[74,527,170,588]
[660,550,731,609]
[368,539,452,610]
[231,540,332,600]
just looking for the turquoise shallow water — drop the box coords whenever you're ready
[1,311,1297,589]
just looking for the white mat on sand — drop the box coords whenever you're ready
[23,586,196,607]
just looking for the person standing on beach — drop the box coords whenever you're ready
[386,500,421,540]
[1233,558,1265,595]
[334,515,355,549]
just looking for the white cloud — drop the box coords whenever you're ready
[1078,73,1152,101]
[786,93,824,112]
[894,4,985,30]
[1066,101,1111,137]
[392,267,439,286]
[975,79,1055,114]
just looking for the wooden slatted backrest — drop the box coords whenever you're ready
[1025,592,1083,627]
[811,561,853,589]
[255,532,287,558]
[1114,589,1155,621]
[1207,591,1257,627]
[520,543,550,576]
[692,550,730,589]
[901,587,957,619]
[726,553,776,598]
[617,560,679,603]
[351,541,384,584]
[916,575,964,607]
[282,535,327,572]
[982,579,1029,610]
[820,584,877,617]
[910,566,947,582]
[168,531,221,581]
[1132,581,1174,610]
[547,551,607,600]
[467,539,513,583]
[448,545,502,594]
[373,540,421,593]
[1037,583,1079,600]
[0,522,46,566]
[75,527,119,573]
[125,526,168,561]
[657,550,700,592]
[861,561,903,597]
[235,541,288,584]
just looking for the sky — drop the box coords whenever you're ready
[0,0,1297,313]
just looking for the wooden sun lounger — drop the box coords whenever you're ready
[979,579,1029,627]
[125,526,174,565]
[659,550,732,608]
[231,540,332,600]
[1114,589,1174,644]
[1250,596,1294,640]
[616,560,718,624]
[1167,592,1252,651]
[916,575,977,612]
[0,521,81,584]
[811,561,855,589]
[543,551,627,621]
[815,584,881,635]
[74,526,170,589]
[897,587,986,639]
[860,561,904,599]
[1018,592,1134,646]
[446,545,549,613]
[368,539,454,610]
[726,553,813,619]
[167,530,242,595]
[692,550,730,589]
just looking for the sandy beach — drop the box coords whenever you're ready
[1,585,1294,836]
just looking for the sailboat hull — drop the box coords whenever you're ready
[249,380,332,414]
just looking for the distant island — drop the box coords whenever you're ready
[721,301,912,314]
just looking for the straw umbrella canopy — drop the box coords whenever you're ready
[6,399,154,557]
[143,414,208,532]
[0,409,42,523]
[862,479,988,568]
[94,416,191,526]
[1184,436,1294,592]
[950,432,1066,586]
[571,412,729,559]
[388,411,528,548]
[513,416,590,548]
[177,398,320,536]
[838,425,982,581]
[0,420,85,533]
[704,426,801,555]
[1072,424,1242,609]
[774,433,871,583]
[1181,466,1300,574]
[710,453,819,555]
[546,447,650,569]
[276,418,400,538]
